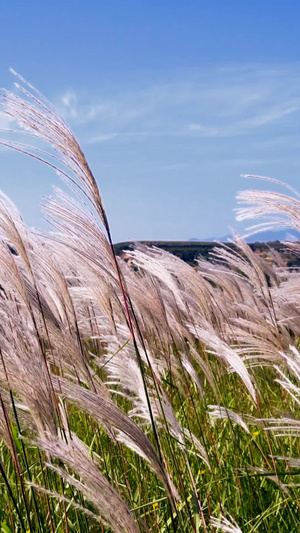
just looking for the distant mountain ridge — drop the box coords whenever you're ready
[189,229,299,243]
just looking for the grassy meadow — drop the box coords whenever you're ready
[0,73,300,532]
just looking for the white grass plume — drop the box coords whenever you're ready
[208,406,251,434]
[37,433,140,533]
[53,375,176,498]
[189,324,256,402]
[210,515,243,532]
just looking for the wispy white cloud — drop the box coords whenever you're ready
[85,132,118,144]
[57,63,300,146]
[242,103,300,128]
[60,90,78,119]
[3,63,300,243]
[59,90,113,124]
[188,124,219,136]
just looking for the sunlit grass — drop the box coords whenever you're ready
[0,72,300,532]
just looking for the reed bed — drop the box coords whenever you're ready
[0,72,299,531]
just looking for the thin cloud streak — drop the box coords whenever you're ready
[57,64,300,145]
[9,63,298,242]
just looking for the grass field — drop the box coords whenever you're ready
[0,73,300,532]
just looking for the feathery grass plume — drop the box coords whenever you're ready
[198,235,294,366]
[188,344,219,399]
[0,72,136,360]
[118,257,179,347]
[43,188,118,286]
[100,329,184,444]
[0,315,56,437]
[197,248,287,369]
[210,233,276,315]
[261,417,300,437]
[127,244,218,328]
[189,323,257,402]
[208,406,251,434]
[0,72,142,353]
[181,427,210,468]
[127,245,187,314]
[1,78,182,515]
[181,354,205,399]
[27,482,100,522]
[53,375,176,498]
[37,433,140,533]
[279,345,300,381]
[236,174,300,237]
[245,465,290,495]
[97,328,213,505]
[99,326,204,463]
[0,258,57,438]
[270,272,300,339]
[272,456,300,469]
[0,69,108,229]
[0,392,16,453]
[210,515,243,532]
[196,250,263,329]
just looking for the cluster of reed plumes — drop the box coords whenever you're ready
[1,73,300,533]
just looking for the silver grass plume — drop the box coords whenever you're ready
[210,515,243,532]
[53,375,176,499]
[189,323,257,402]
[0,69,109,230]
[208,406,251,434]
[0,69,171,464]
[36,433,140,533]
[236,174,300,237]
[26,482,100,523]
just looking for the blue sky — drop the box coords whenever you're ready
[0,1,300,242]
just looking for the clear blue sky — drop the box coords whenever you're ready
[0,1,300,241]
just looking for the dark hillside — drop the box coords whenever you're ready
[114,240,300,267]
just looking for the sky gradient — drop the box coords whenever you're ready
[1,1,300,242]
